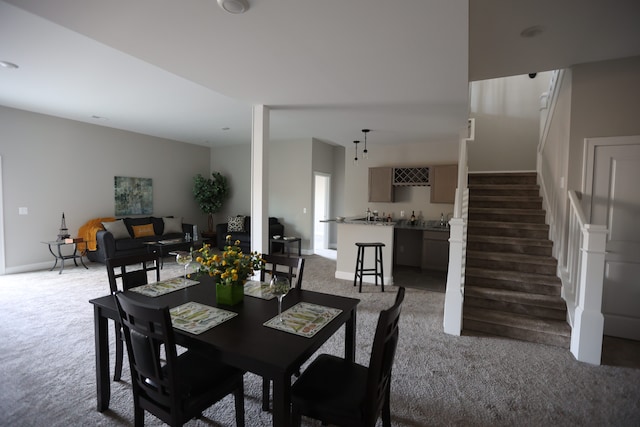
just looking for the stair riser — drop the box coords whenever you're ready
[470,188,540,197]
[463,319,570,348]
[467,226,549,239]
[465,276,561,296]
[466,258,557,275]
[465,296,566,320]
[468,174,538,186]
[469,212,546,224]
[467,241,552,256]
[469,200,542,210]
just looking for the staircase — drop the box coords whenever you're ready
[463,172,571,348]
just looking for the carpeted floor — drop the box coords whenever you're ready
[0,254,639,426]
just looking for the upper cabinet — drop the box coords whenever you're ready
[369,164,457,204]
[430,164,458,203]
[368,167,394,202]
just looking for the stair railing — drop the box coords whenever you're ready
[443,119,473,335]
[564,190,608,364]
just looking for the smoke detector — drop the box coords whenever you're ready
[217,0,249,14]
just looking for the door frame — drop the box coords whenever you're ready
[313,172,331,251]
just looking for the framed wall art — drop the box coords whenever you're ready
[114,176,153,216]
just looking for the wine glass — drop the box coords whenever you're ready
[175,251,192,284]
[269,275,291,322]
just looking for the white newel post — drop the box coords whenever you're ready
[443,217,465,335]
[570,224,608,365]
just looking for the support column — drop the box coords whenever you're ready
[251,105,269,255]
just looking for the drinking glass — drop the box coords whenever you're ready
[269,275,291,322]
[175,251,192,283]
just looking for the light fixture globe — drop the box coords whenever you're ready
[217,0,249,14]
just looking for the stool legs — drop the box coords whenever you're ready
[354,245,364,292]
[353,243,384,293]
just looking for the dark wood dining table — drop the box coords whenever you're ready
[89,276,360,427]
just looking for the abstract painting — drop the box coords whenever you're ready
[114,176,153,216]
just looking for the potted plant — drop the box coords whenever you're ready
[194,236,265,305]
[193,171,230,232]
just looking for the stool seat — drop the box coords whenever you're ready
[354,242,385,292]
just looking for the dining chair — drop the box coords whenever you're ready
[290,287,406,427]
[259,254,305,410]
[106,252,161,381]
[259,253,305,289]
[114,292,245,427]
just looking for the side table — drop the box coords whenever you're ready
[42,239,89,274]
[269,237,302,257]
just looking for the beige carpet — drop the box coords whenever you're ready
[0,254,639,426]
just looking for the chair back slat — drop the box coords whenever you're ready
[115,293,180,412]
[260,254,305,289]
[364,287,405,425]
[106,252,161,293]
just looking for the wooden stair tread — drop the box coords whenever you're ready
[465,286,566,310]
[467,250,557,265]
[469,207,546,215]
[464,307,570,337]
[465,267,561,285]
[467,235,553,247]
[469,195,542,201]
[468,220,549,230]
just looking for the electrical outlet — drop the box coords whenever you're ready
[303,208,307,214]
[19,207,28,215]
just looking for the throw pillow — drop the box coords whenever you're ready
[227,215,246,233]
[162,217,183,235]
[102,219,131,240]
[131,223,155,238]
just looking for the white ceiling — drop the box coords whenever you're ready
[1,0,639,148]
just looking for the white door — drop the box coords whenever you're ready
[588,137,640,340]
[313,173,330,251]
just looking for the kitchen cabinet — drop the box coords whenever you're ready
[369,167,394,202]
[421,230,449,271]
[430,164,458,203]
[393,228,422,267]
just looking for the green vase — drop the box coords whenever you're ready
[216,282,244,306]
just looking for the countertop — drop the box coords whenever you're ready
[336,217,449,232]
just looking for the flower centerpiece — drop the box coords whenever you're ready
[195,235,264,305]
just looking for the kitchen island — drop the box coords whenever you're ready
[334,218,451,286]
[335,219,395,285]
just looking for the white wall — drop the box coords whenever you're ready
[0,106,210,272]
[469,72,552,172]
[210,143,251,225]
[568,56,640,191]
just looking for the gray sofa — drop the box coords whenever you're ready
[88,216,194,264]
[216,216,284,253]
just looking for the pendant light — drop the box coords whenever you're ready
[353,140,360,165]
[362,129,370,159]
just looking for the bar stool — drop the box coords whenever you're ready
[353,242,385,293]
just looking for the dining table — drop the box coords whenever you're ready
[89,276,360,427]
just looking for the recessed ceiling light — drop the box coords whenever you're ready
[217,0,249,14]
[520,25,545,38]
[0,61,19,69]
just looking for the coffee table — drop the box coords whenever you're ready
[144,238,202,268]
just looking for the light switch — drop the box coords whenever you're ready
[19,207,28,215]
[303,208,307,214]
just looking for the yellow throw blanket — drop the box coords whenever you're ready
[77,217,115,252]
